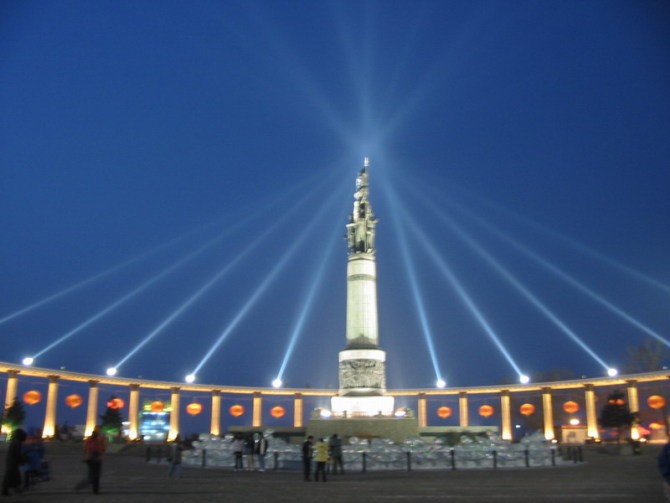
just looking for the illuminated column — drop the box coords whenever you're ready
[210,390,221,436]
[500,390,512,441]
[459,392,469,427]
[128,384,140,441]
[168,387,180,441]
[417,393,427,428]
[584,384,599,440]
[252,392,262,428]
[85,381,99,437]
[42,376,59,438]
[293,393,303,428]
[627,380,640,440]
[542,387,555,440]
[2,370,19,434]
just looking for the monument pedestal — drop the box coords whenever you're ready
[308,416,418,444]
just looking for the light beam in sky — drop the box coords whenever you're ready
[438,194,670,348]
[402,210,527,380]
[187,172,350,381]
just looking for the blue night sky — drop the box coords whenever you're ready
[1,0,669,393]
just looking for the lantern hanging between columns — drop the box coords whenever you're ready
[270,406,285,418]
[650,422,665,431]
[519,403,535,416]
[23,390,41,405]
[563,401,579,414]
[437,406,452,418]
[107,398,124,410]
[229,404,245,417]
[65,394,83,408]
[150,401,165,412]
[648,395,666,409]
[479,405,494,417]
[186,403,202,416]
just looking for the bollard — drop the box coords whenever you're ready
[450,448,456,471]
[362,452,367,473]
[492,450,497,469]
[201,449,207,468]
[406,451,412,472]
[577,446,583,463]
[146,446,151,462]
[524,449,529,468]
[551,448,556,467]
[273,452,279,470]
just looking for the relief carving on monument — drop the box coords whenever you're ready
[339,359,386,389]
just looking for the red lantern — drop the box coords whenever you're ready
[150,401,165,412]
[186,403,202,416]
[648,395,666,410]
[23,390,41,405]
[229,404,245,417]
[520,403,535,416]
[437,406,452,419]
[107,398,124,410]
[270,406,285,418]
[479,405,494,418]
[563,401,579,414]
[65,394,83,408]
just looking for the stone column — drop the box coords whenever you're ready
[2,370,19,434]
[210,390,221,436]
[252,392,262,428]
[417,393,427,428]
[627,380,640,440]
[168,387,180,441]
[542,387,555,441]
[459,392,469,427]
[584,384,599,440]
[128,384,140,441]
[85,381,99,437]
[500,390,512,441]
[294,393,303,428]
[42,375,59,438]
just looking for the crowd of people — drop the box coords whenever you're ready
[301,433,344,482]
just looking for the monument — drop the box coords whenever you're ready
[308,158,417,442]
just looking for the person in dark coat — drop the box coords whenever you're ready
[301,436,314,481]
[2,428,27,495]
[22,434,46,489]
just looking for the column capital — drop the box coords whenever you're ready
[129,383,140,390]
[211,389,221,396]
[7,370,20,377]
[48,375,60,382]
[170,386,181,393]
[88,380,99,387]
[459,391,467,398]
[541,387,553,393]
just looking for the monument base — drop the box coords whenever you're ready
[331,395,395,416]
[308,416,418,444]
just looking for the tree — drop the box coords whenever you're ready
[625,337,670,373]
[100,396,124,440]
[599,390,633,443]
[1,397,26,431]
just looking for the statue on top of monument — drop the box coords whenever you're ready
[346,158,377,254]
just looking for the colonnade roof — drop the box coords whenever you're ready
[2,361,668,396]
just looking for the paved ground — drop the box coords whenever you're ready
[0,442,667,502]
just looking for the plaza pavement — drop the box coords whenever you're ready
[0,442,666,502]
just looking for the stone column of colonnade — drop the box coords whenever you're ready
[210,390,221,436]
[627,380,640,440]
[584,384,599,440]
[42,375,59,437]
[542,387,555,440]
[252,392,262,428]
[128,384,140,440]
[168,387,180,441]
[459,392,469,427]
[500,390,512,440]
[2,370,19,434]
[294,393,303,428]
[417,393,427,428]
[85,381,99,437]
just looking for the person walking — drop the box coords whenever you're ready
[76,427,106,494]
[301,436,314,481]
[22,433,46,489]
[244,434,255,471]
[329,433,344,475]
[314,438,329,482]
[168,437,184,479]
[255,433,268,472]
[2,428,27,496]
[232,433,244,471]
